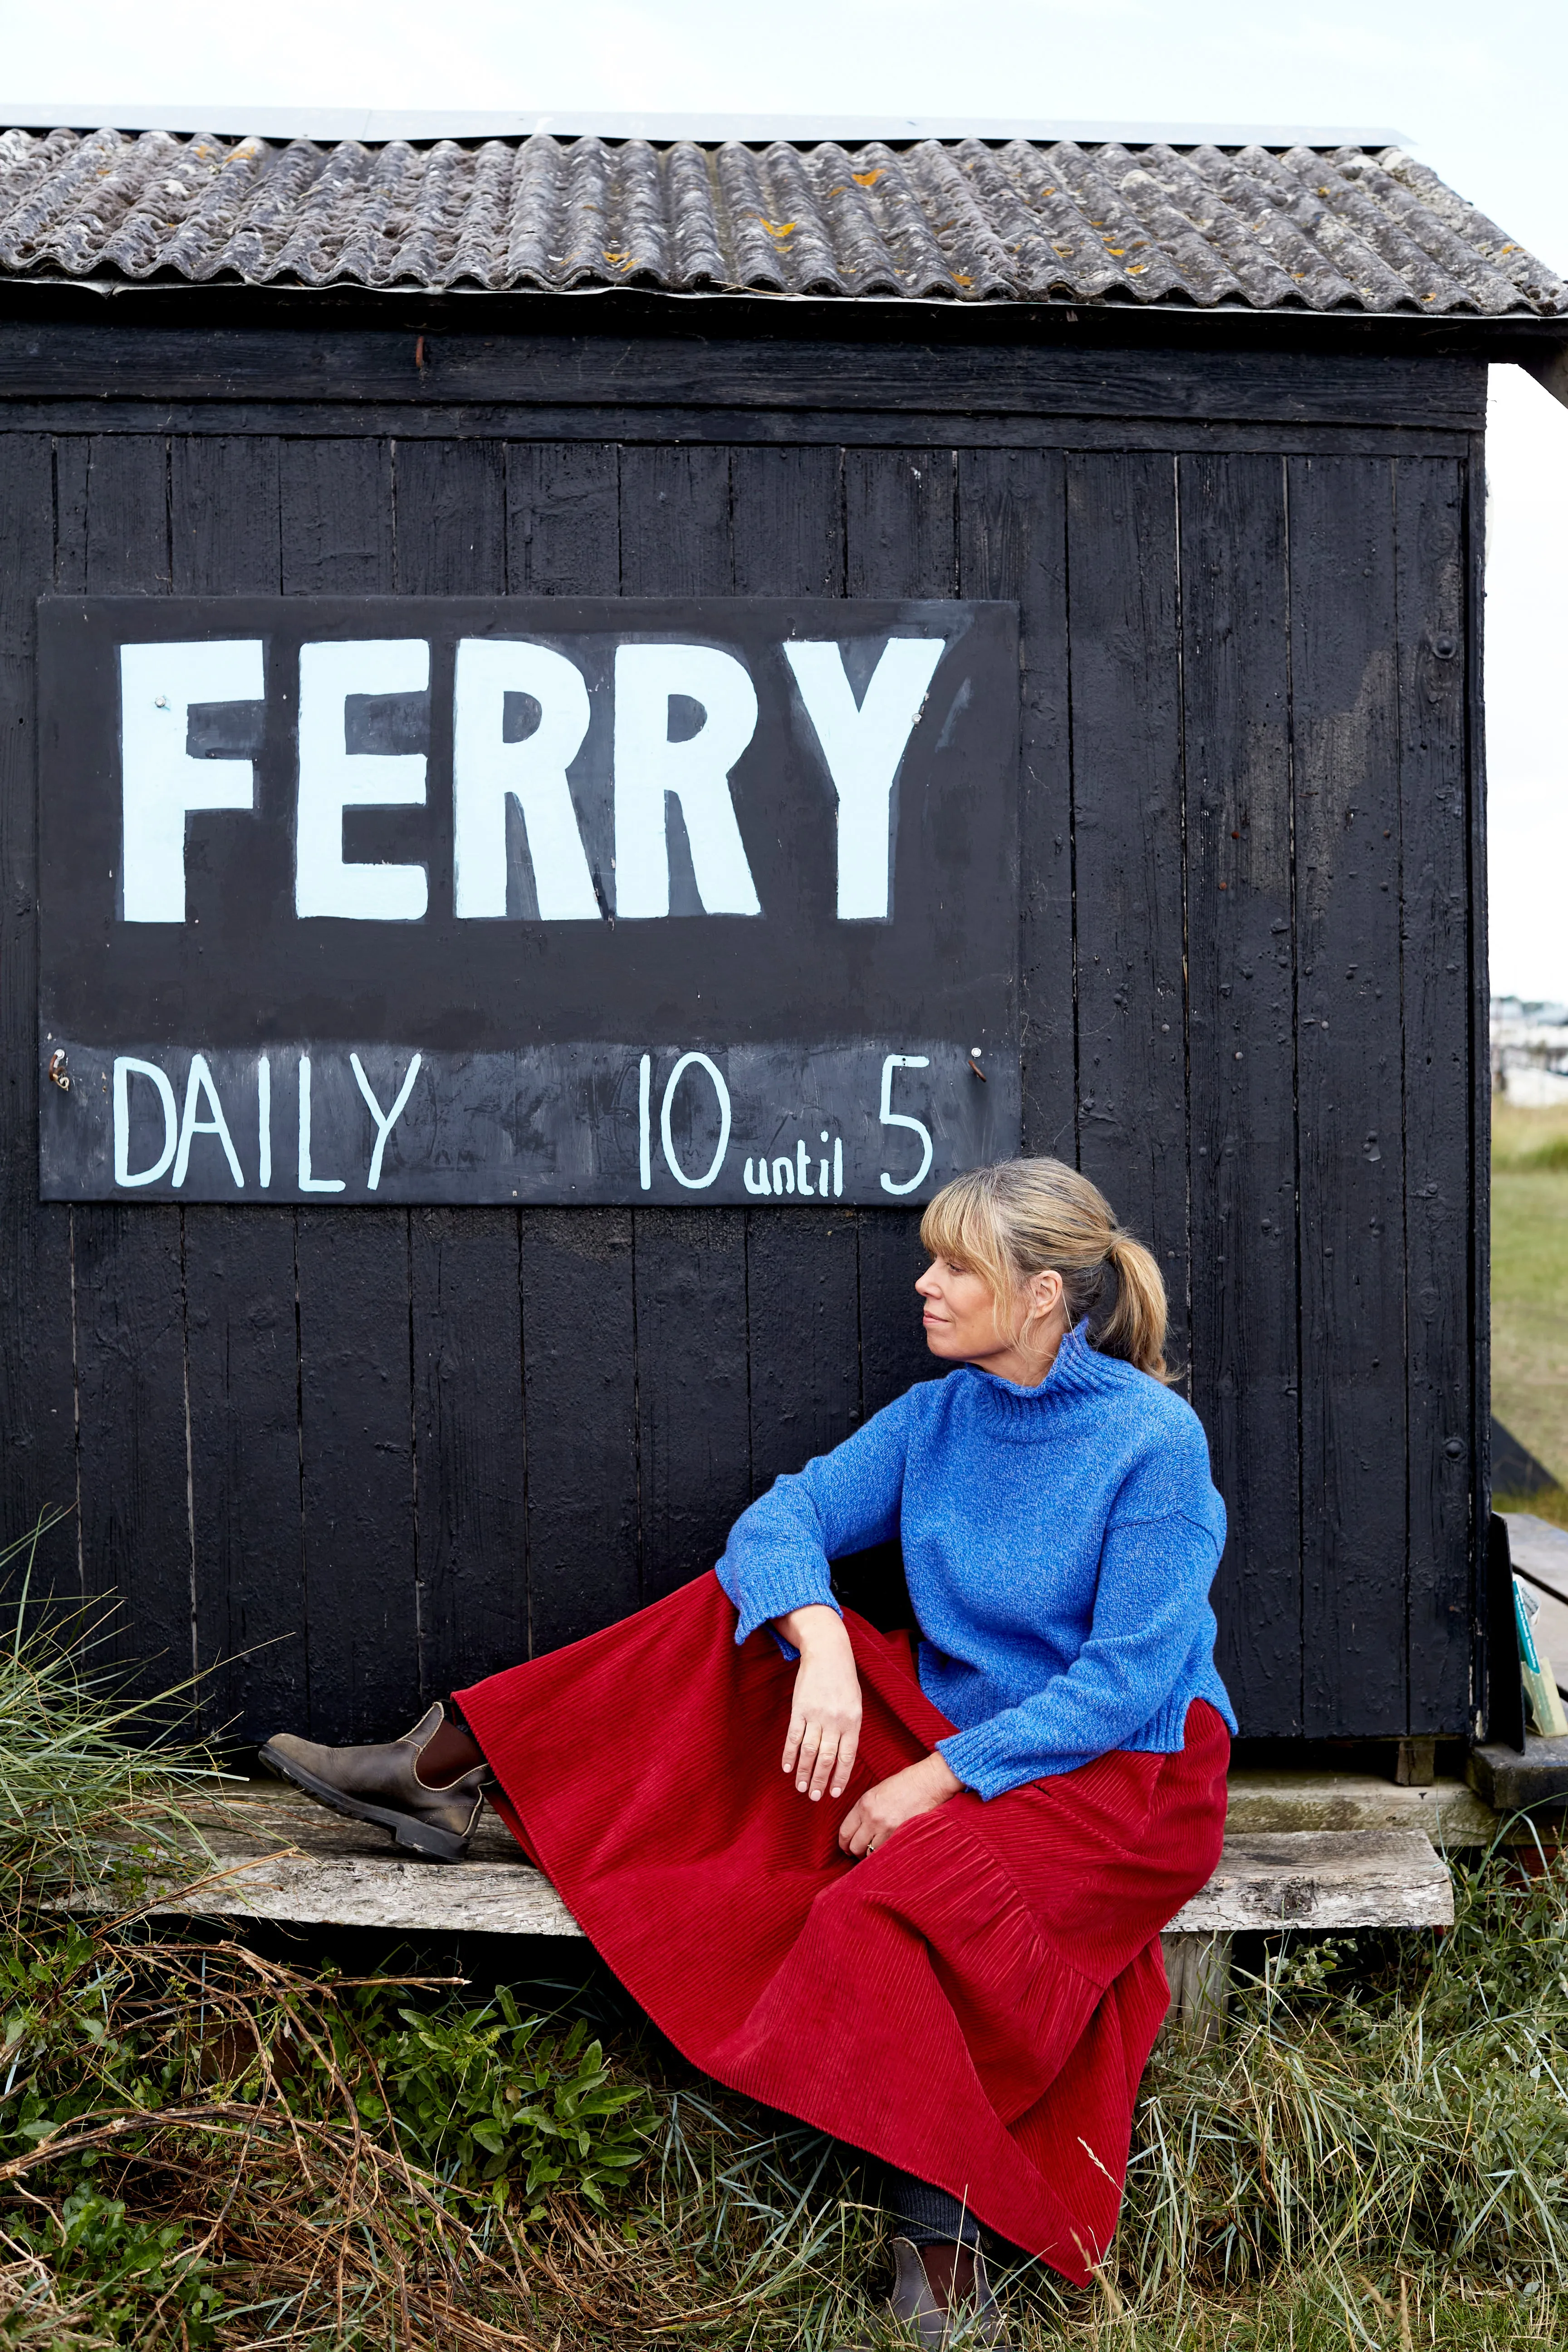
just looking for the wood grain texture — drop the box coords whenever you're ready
[170,435,304,1742]
[71,436,193,1690]
[294,1205,417,1742]
[505,441,619,593]
[0,436,76,1593]
[729,445,861,1503]
[1465,433,1491,1735]
[0,399,1479,460]
[1289,455,1409,1738]
[748,1211,861,1498]
[1394,457,1473,1732]
[1180,453,1303,1735]
[394,438,527,1700]
[958,448,1073,1157]
[616,443,755,1602]
[519,1209,639,1651]
[846,446,957,1419]
[280,438,417,1740]
[504,442,634,1653]
[0,402,1489,1744]
[0,326,1490,432]
[633,1208,751,1598]
[1066,454,1190,1367]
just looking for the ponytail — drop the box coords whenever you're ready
[920,1159,1171,1382]
[1099,1231,1170,1382]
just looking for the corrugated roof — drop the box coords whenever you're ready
[0,123,1560,316]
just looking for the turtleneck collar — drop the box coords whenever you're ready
[958,1322,1130,1436]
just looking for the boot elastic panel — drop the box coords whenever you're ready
[259,1711,486,1864]
[886,2238,1014,2349]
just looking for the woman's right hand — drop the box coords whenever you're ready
[776,1605,862,1801]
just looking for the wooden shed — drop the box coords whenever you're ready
[4,109,1566,1758]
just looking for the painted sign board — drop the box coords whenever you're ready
[38,597,1020,1205]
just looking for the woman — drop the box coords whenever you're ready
[262,1159,1235,2344]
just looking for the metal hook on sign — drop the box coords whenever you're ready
[48,1049,69,1092]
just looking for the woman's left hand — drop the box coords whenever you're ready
[838,1752,964,1858]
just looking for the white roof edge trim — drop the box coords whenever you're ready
[0,103,1416,148]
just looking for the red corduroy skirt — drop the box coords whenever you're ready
[456,1572,1228,2283]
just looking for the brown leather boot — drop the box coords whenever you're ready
[260,1703,489,1863]
[886,2236,1012,2347]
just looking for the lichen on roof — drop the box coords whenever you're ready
[0,123,1559,315]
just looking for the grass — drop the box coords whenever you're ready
[4,1575,1568,2349]
[10,1856,1568,2345]
[1492,1099,1568,1511]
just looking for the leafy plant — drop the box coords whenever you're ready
[363,1987,652,2204]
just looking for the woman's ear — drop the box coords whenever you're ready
[1033,1268,1064,1317]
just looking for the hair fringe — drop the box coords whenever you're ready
[920,1159,1170,1380]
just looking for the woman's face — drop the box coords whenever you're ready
[916,1254,1068,1384]
[916,1255,1009,1363]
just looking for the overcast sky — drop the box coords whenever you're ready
[6,0,1565,999]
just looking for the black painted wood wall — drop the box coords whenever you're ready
[0,324,1487,1745]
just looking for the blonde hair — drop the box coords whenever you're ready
[919,1158,1170,1380]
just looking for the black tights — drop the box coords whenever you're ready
[884,2167,981,2247]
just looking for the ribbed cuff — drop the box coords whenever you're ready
[727,1566,841,1648]
[936,1722,1041,1802]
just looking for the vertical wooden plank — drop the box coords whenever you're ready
[1290,454,1408,1738]
[618,443,752,1598]
[505,442,639,1649]
[72,436,194,1692]
[958,448,1073,1158]
[1180,453,1302,1737]
[1396,456,1472,1734]
[170,436,304,1744]
[277,437,395,591]
[730,446,860,1490]
[0,438,78,1596]
[506,442,619,593]
[847,449,958,1418]
[731,444,843,599]
[396,437,526,1695]
[280,437,417,1740]
[1465,431,1491,1740]
[1065,454,1190,1370]
[845,448,956,600]
[292,1207,417,1743]
[520,1210,640,1650]
[634,1208,753,1588]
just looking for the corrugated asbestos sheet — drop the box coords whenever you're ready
[0,123,1560,314]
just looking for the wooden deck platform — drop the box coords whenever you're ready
[102,1783,1455,1940]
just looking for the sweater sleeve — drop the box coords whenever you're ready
[936,1507,1224,1798]
[715,1387,918,1645]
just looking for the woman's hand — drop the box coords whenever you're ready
[838,1752,963,1857]
[777,1605,862,1801]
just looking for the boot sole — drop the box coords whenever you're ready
[258,1744,471,1863]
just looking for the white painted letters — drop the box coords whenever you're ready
[784,637,945,920]
[350,1052,422,1191]
[878,1053,934,1196]
[660,1051,732,1189]
[297,1055,346,1191]
[296,640,429,921]
[612,645,761,918]
[452,640,600,921]
[172,1053,244,1189]
[120,640,264,922]
[113,1057,178,1187]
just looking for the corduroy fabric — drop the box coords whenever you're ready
[457,1571,1229,2283]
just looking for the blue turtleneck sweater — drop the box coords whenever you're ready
[715,1327,1235,1800]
